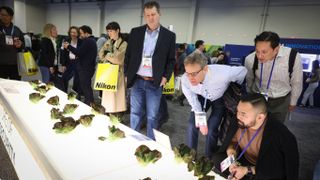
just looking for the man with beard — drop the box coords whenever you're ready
[212,93,299,180]
[63,25,97,105]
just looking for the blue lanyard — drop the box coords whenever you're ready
[234,120,265,161]
[259,59,276,90]
[202,90,208,111]
[203,97,207,111]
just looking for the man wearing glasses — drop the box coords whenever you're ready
[181,52,247,158]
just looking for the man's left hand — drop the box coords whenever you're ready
[160,77,167,86]
[288,105,296,112]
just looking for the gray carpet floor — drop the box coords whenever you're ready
[1,99,319,180]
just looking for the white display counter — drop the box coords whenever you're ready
[0,79,225,180]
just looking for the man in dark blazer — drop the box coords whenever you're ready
[63,25,97,105]
[212,93,299,180]
[124,1,176,140]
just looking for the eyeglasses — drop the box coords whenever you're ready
[0,13,10,17]
[185,68,203,77]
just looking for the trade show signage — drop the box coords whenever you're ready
[280,38,320,54]
[224,44,254,66]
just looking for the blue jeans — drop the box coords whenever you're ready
[314,160,320,180]
[158,95,169,128]
[62,61,77,92]
[187,96,225,159]
[130,78,162,140]
[39,66,50,83]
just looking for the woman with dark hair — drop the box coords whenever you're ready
[300,60,320,108]
[60,26,82,93]
[99,21,127,115]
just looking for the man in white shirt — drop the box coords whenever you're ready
[181,52,247,158]
[245,31,303,123]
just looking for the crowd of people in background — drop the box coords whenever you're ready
[2,1,320,179]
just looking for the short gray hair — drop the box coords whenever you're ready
[184,52,208,68]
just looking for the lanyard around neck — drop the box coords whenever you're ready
[203,96,207,111]
[234,120,265,161]
[2,25,14,36]
[259,58,276,91]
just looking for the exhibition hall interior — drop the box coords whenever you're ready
[0,0,320,179]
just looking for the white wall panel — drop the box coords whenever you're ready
[46,4,69,36]
[194,5,263,45]
[265,5,320,39]
[70,3,100,36]
[13,1,26,32]
[25,3,46,34]
[103,0,141,34]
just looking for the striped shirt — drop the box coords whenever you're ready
[245,46,303,106]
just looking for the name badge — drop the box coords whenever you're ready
[220,155,235,172]
[5,35,13,45]
[142,56,152,68]
[195,111,207,127]
[69,52,76,60]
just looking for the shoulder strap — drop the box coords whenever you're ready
[252,54,259,79]
[288,48,297,78]
[116,39,124,50]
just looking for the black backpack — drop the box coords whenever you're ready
[219,82,244,143]
[252,48,298,79]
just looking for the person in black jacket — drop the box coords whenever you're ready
[38,23,58,83]
[124,1,176,140]
[63,25,97,105]
[60,26,82,94]
[0,6,24,80]
[212,93,299,180]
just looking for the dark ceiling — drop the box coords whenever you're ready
[45,0,116,3]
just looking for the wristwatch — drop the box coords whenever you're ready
[247,166,253,175]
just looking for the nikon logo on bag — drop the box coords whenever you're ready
[162,73,175,94]
[94,63,119,92]
[95,82,116,90]
[163,88,174,93]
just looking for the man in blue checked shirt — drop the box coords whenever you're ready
[181,52,247,158]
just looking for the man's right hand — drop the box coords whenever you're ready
[199,125,208,135]
[63,42,69,49]
[227,148,237,157]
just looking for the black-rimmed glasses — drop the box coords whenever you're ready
[185,68,203,77]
